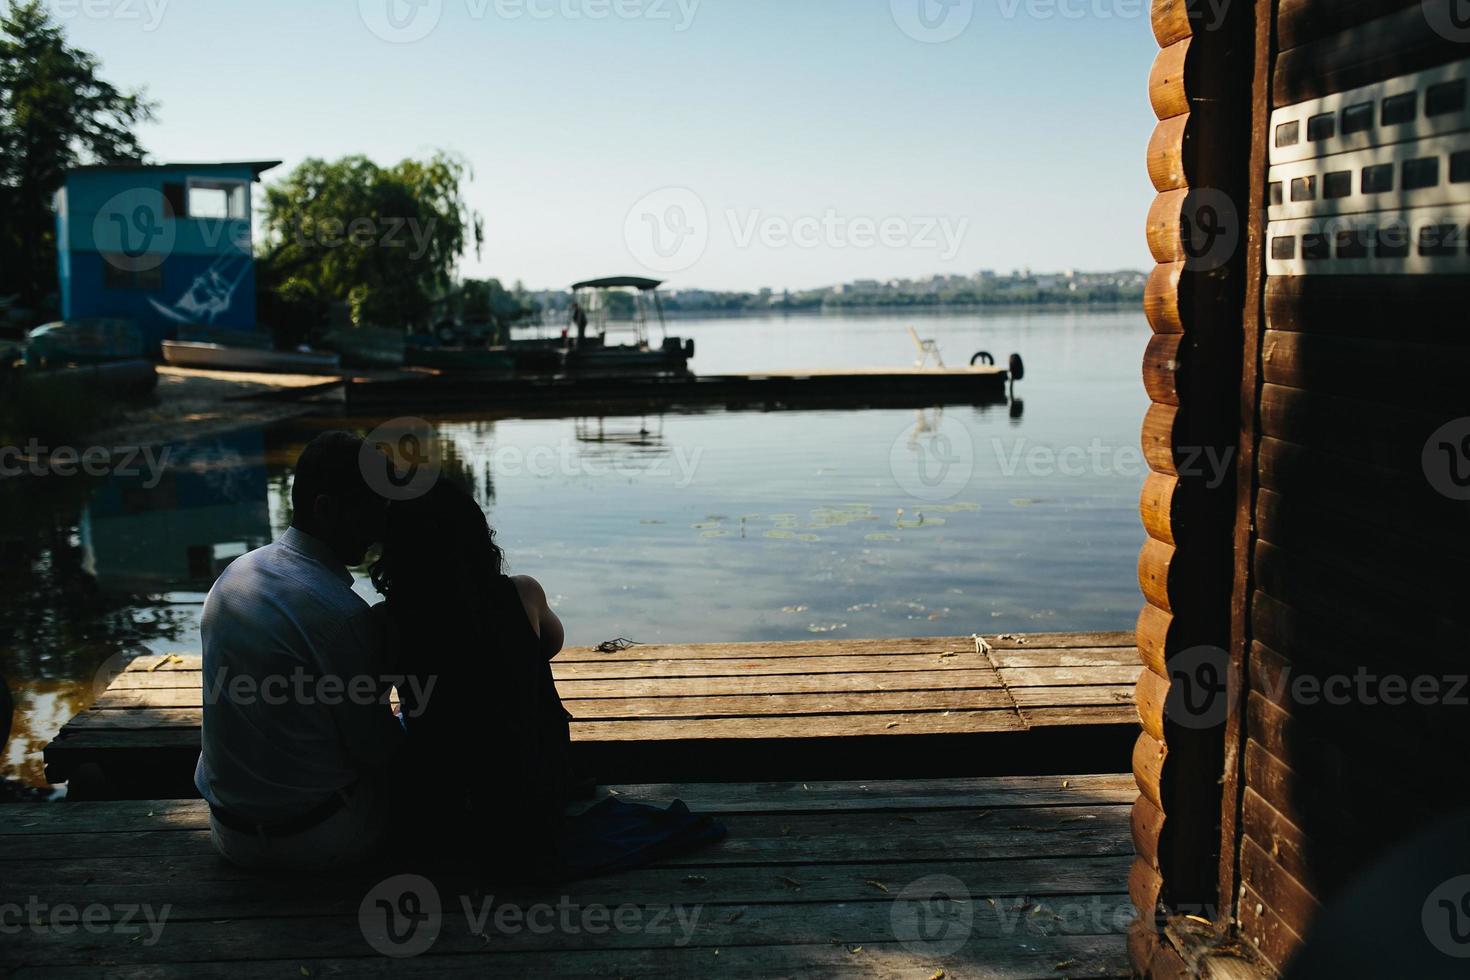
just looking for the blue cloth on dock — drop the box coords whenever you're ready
[547,796,728,882]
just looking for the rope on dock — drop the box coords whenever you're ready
[972,634,993,656]
[594,637,644,654]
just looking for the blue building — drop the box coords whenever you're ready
[54,161,281,353]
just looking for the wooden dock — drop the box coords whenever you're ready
[0,773,1136,977]
[46,632,1141,798]
[345,366,1011,412]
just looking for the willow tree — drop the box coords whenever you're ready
[257,153,485,333]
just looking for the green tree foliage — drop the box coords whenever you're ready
[0,0,155,312]
[257,153,485,333]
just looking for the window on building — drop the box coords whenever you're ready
[1381,92,1417,126]
[1452,150,1470,184]
[1275,121,1299,147]
[1290,176,1316,201]
[1402,157,1440,191]
[1361,164,1395,194]
[1269,182,1284,206]
[1323,171,1352,199]
[187,180,248,220]
[1301,233,1331,260]
[1374,222,1411,258]
[1335,229,1368,259]
[1419,224,1462,257]
[1307,113,1336,141]
[1341,102,1374,134]
[1426,80,1466,117]
[1270,236,1296,260]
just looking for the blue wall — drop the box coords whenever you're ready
[56,164,269,354]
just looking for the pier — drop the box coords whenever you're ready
[46,632,1140,798]
[344,365,1012,412]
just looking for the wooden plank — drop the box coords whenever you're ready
[1261,330,1466,413]
[1273,2,1465,107]
[1256,437,1470,558]
[5,934,1132,980]
[91,688,1024,718]
[0,774,1139,834]
[574,710,1028,741]
[0,896,1134,968]
[1276,0,1422,53]
[1237,834,1323,942]
[1237,880,1304,973]
[1265,275,1470,344]
[0,807,1134,871]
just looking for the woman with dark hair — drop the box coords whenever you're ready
[371,477,575,875]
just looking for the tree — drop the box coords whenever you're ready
[256,153,485,334]
[0,0,155,312]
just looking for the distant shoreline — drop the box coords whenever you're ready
[647,301,1140,322]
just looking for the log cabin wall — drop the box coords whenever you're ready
[1131,0,1255,972]
[1225,1,1470,973]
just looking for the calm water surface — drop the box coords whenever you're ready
[0,309,1149,789]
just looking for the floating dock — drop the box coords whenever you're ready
[344,365,1012,412]
[46,632,1140,799]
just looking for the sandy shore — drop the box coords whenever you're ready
[92,366,345,450]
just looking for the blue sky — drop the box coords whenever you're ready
[56,0,1159,291]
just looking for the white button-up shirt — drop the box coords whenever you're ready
[193,527,403,823]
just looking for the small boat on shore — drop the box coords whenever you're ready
[323,327,406,369]
[25,319,144,367]
[160,340,341,374]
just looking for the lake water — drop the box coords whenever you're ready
[0,308,1150,790]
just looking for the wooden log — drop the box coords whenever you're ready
[1151,39,1193,120]
[1148,113,1191,191]
[1147,188,1193,265]
[1131,855,1166,924]
[1143,333,1183,407]
[1142,401,1182,475]
[1136,603,1174,678]
[1141,472,1181,546]
[1138,538,1177,615]
[1136,668,1170,741]
[1151,0,1196,47]
[1145,262,1185,334]
[1132,794,1167,869]
[1134,731,1168,810]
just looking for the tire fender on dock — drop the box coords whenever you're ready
[1008,353,1025,382]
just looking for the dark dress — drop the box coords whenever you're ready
[395,574,575,875]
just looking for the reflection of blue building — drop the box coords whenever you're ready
[80,429,273,593]
[54,161,280,353]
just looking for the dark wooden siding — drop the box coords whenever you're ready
[1238,3,1470,968]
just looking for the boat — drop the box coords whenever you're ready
[403,346,516,372]
[564,277,694,376]
[25,319,144,367]
[175,324,274,351]
[322,327,407,368]
[160,340,341,374]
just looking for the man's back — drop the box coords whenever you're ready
[194,526,400,824]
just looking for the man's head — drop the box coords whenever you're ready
[290,431,388,566]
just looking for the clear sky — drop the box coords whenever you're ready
[56,0,1159,291]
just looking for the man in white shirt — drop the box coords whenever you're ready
[194,431,404,869]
